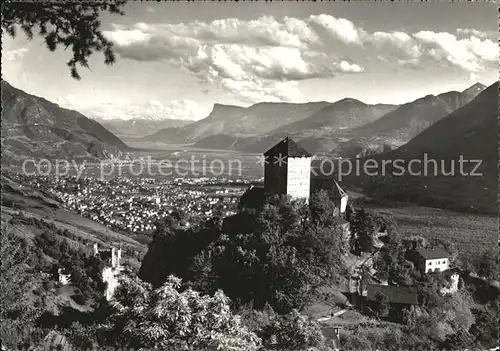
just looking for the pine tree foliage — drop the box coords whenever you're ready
[2,1,126,79]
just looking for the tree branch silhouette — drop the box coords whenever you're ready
[2,1,126,79]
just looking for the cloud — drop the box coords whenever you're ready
[103,27,151,47]
[469,72,479,81]
[397,58,423,70]
[456,28,495,40]
[103,15,495,102]
[364,29,496,73]
[103,16,364,103]
[219,79,304,104]
[192,45,331,81]
[3,47,29,61]
[369,31,422,59]
[56,97,206,121]
[334,60,364,73]
[308,14,366,45]
[412,31,497,72]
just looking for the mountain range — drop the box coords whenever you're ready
[141,83,486,158]
[338,81,497,213]
[1,81,129,165]
[141,101,331,144]
[332,83,487,158]
[94,117,191,141]
[1,79,494,213]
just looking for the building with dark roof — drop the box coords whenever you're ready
[416,247,450,260]
[264,137,313,201]
[263,136,313,158]
[366,284,418,321]
[236,137,351,246]
[260,136,348,209]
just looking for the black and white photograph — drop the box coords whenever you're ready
[1,1,498,350]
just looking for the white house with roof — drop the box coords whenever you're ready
[57,268,71,285]
[413,248,450,274]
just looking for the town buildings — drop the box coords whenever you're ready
[7,170,246,235]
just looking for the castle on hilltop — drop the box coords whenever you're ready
[227,137,351,250]
[240,136,349,217]
[93,243,125,300]
[93,243,122,269]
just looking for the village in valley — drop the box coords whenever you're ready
[4,170,249,237]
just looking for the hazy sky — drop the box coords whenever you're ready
[2,2,497,121]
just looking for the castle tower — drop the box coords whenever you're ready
[332,180,349,215]
[264,137,312,202]
[111,247,122,269]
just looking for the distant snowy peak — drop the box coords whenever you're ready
[92,115,184,122]
[61,98,207,122]
[462,82,487,97]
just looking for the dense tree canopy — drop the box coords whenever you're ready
[474,249,497,281]
[469,300,498,349]
[259,310,334,351]
[140,193,348,314]
[2,1,126,79]
[97,274,262,350]
[349,208,376,253]
[0,224,44,348]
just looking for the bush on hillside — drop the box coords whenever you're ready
[0,224,45,348]
[259,310,333,351]
[349,208,376,253]
[96,274,261,350]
